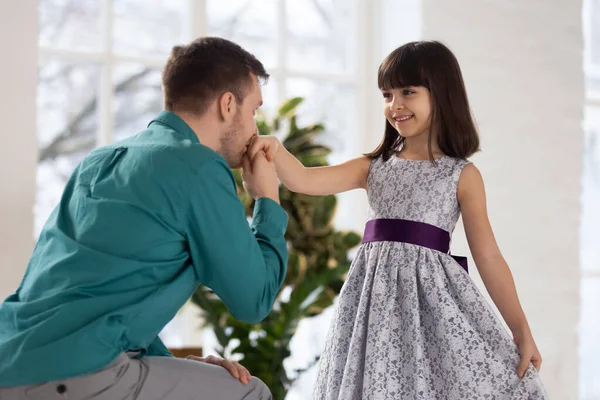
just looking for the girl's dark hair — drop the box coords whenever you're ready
[365,41,480,161]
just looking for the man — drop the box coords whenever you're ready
[0,37,287,399]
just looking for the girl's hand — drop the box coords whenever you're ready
[247,135,280,162]
[514,330,542,378]
[245,134,370,196]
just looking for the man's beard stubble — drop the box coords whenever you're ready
[219,115,245,169]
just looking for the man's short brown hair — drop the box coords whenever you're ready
[162,37,269,116]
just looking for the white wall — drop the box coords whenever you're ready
[0,2,37,299]
[419,0,583,398]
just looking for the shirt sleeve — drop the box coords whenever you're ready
[145,335,173,357]
[185,158,288,324]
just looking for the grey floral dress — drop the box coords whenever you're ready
[313,155,549,399]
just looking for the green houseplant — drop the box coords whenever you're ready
[191,97,361,399]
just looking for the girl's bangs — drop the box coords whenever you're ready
[378,44,428,90]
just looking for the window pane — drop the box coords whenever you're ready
[585,69,600,99]
[285,78,356,163]
[39,0,103,51]
[112,63,163,141]
[580,277,600,399]
[590,0,600,67]
[113,0,187,58]
[582,105,600,274]
[259,78,280,118]
[36,61,101,235]
[207,0,278,68]
[286,0,357,74]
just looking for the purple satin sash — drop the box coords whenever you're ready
[362,218,468,273]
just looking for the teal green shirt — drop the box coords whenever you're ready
[0,111,288,386]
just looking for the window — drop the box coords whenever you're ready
[37,0,190,235]
[205,0,362,166]
[37,2,373,397]
[36,0,368,232]
[581,0,600,398]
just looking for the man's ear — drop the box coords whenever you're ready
[218,92,237,123]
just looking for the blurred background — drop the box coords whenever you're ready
[0,0,598,399]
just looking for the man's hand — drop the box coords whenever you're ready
[187,355,252,385]
[241,150,279,203]
[247,135,280,163]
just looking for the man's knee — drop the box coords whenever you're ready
[247,377,271,400]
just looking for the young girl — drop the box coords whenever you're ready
[247,41,548,399]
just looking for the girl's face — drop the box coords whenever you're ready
[382,86,432,139]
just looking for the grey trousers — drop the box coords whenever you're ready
[0,353,271,400]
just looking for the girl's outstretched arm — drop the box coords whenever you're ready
[246,135,371,196]
[458,163,542,378]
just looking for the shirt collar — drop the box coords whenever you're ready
[148,111,200,144]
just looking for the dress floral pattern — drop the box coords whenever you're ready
[313,156,549,400]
